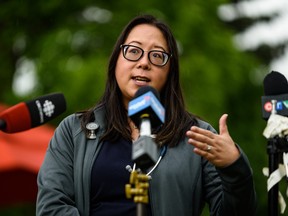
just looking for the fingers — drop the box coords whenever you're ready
[188,126,215,141]
[186,127,215,154]
[191,143,216,163]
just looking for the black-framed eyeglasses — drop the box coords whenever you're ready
[120,44,172,66]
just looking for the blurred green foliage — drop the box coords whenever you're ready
[0,0,276,215]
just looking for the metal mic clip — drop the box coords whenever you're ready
[86,122,99,140]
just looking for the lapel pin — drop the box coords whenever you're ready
[86,122,99,140]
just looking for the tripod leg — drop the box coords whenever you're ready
[268,140,280,216]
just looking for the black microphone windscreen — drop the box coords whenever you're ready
[263,71,288,95]
[26,93,66,128]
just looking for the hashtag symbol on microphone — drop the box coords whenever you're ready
[43,100,55,117]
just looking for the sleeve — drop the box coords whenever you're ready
[199,121,257,216]
[36,115,80,216]
[202,147,258,216]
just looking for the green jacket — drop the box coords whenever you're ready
[36,105,257,216]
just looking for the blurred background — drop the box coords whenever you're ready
[1,0,288,215]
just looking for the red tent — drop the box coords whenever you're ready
[0,104,55,206]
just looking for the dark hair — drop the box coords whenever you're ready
[81,14,197,147]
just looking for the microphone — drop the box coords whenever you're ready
[261,71,288,120]
[262,72,288,216]
[0,93,66,133]
[128,86,165,171]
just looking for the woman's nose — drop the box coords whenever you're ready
[137,53,151,69]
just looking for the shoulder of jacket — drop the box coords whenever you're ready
[55,113,82,136]
[196,118,217,133]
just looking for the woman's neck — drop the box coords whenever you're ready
[129,120,139,141]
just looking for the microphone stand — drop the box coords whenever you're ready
[126,113,160,216]
[267,136,288,216]
[267,137,280,216]
[265,100,288,215]
[125,168,150,216]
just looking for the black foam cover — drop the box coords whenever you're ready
[264,71,288,95]
[26,93,66,128]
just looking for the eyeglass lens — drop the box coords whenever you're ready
[122,45,169,66]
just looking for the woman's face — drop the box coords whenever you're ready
[115,24,170,108]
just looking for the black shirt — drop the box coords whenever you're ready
[90,139,136,216]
